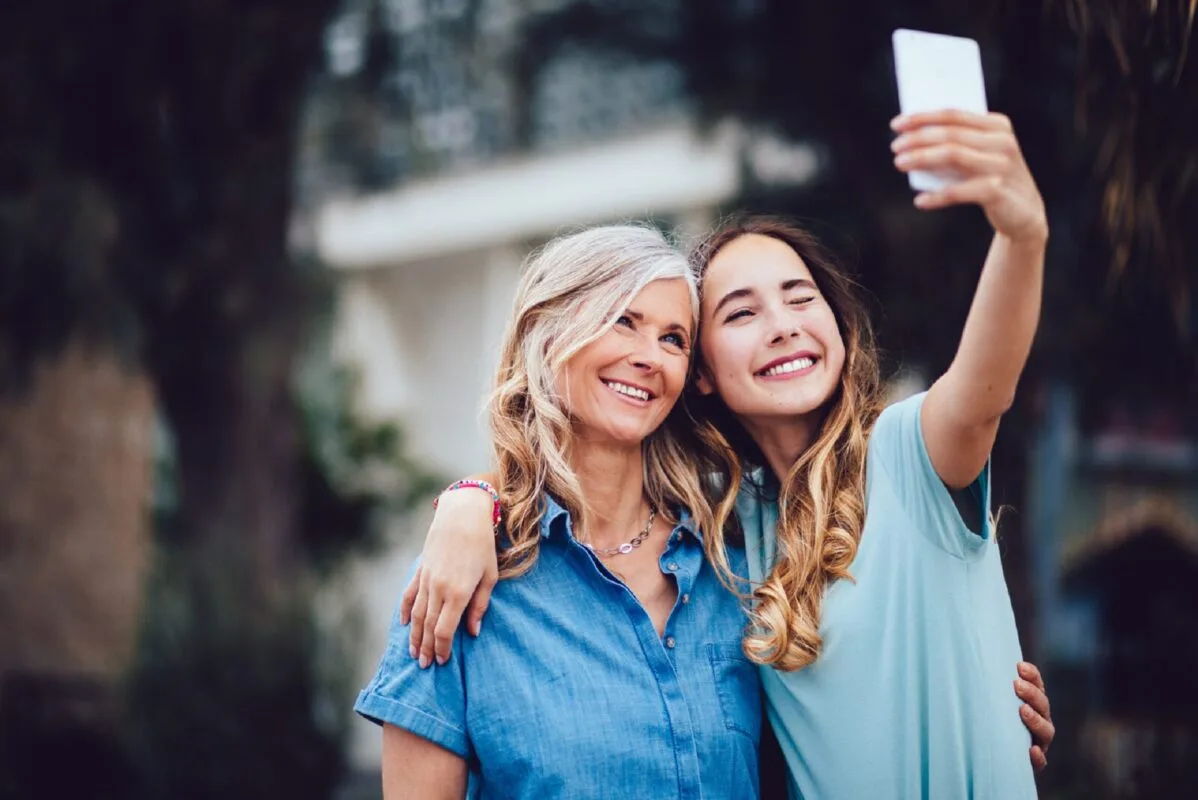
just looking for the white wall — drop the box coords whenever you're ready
[331,246,524,771]
[331,247,523,476]
[316,122,743,270]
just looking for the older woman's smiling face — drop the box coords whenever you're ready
[558,278,694,446]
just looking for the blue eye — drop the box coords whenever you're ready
[616,315,634,328]
[662,332,688,349]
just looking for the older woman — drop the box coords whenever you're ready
[355,226,762,799]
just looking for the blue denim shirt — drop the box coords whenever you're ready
[355,495,762,799]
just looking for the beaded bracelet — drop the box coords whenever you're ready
[432,479,503,531]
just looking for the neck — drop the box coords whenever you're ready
[739,410,822,484]
[569,436,650,548]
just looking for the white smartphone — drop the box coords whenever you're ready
[892,28,988,192]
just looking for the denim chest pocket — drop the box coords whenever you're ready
[707,642,762,743]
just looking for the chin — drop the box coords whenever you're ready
[739,386,834,420]
[780,400,828,418]
[595,424,655,447]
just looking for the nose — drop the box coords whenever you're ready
[768,310,803,345]
[628,339,664,372]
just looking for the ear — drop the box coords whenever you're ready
[694,365,716,396]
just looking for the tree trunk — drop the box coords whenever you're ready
[0,342,154,679]
[159,334,304,592]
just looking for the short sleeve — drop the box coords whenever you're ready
[353,561,471,758]
[869,391,992,560]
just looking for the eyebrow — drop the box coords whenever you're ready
[712,278,818,316]
[625,309,693,339]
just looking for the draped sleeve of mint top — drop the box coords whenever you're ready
[735,391,1036,800]
[355,494,763,800]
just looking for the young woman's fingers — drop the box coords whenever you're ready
[1015,672,1052,723]
[912,175,1006,210]
[892,109,1013,134]
[465,570,498,637]
[1018,661,1047,693]
[894,144,1009,180]
[1030,745,1048,773]
[407,570,430,659]
[399,564,422,627]
[892,126,1013,158]
[1020,699,1056,753]
[432,585,472,664]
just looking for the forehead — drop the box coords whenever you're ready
[626,278,694,328]
[703,234,815,298]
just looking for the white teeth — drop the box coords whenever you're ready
[603,380,650,401]
[762,357,815,377]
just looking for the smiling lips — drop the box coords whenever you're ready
[601,378,655,403]
[756,354,818,379]
[601,356,815,402]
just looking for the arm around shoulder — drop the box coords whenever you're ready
[401,471,502,666]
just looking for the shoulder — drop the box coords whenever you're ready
[870,390,927,451]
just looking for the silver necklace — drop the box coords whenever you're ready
[584,507,657,557]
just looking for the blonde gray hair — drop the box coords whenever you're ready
[490,224,711,576]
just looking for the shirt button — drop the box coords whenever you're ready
[681,594,690,604]
[665,637,676,649]
[667,562,679,572]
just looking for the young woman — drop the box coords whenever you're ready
[403,110,1055,798]
[355,226,764,799]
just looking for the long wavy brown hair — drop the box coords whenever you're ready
[688,216,885,671]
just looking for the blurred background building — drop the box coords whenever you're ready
[1,1,1195,798]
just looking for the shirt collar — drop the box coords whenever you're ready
[538,493,571,540]
[538,493,703,543]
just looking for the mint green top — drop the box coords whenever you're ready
[736,391,1035,799]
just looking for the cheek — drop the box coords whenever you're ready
[556,363,589,412]
[823,329,848,379]
[700,331,744,385]
[810,311,845,359]
[662,358,691,401]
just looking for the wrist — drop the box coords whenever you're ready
[999,221,1049,250]
[433,479,503,532]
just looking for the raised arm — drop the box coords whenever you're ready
[400,475,500,667]
[382,724,467,799]
[891,110,1048,488]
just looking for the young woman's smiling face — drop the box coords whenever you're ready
[697,233,846,425]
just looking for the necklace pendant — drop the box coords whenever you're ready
[582,507,656,558]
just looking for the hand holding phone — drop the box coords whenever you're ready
[892,29,988,192]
